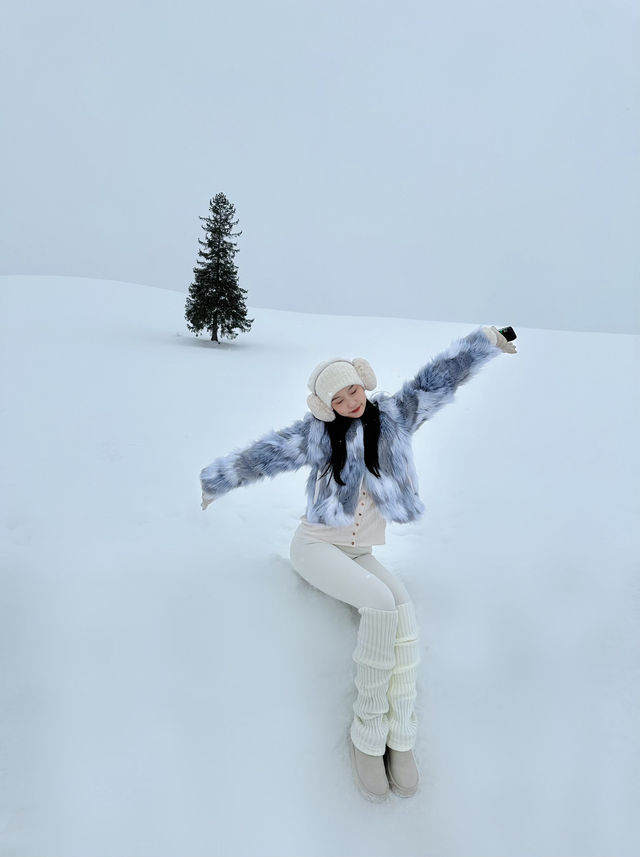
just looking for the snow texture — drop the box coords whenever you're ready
[1,275,639,857]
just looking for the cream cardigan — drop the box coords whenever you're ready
[295,477,387,546]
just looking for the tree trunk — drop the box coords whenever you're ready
[210,326,219,342]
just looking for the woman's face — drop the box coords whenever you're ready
[331,384,366,418]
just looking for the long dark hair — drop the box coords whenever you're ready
[320,398,381,486]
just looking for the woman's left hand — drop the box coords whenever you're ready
[484,325,517,354]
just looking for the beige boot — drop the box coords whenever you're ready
[348,736,389,802]
[385,748,419,797]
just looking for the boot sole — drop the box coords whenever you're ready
[348,737,389,803]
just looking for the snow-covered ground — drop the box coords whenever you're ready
[1,275,638,857]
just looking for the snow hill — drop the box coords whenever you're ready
[1,275,639,857]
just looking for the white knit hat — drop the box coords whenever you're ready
[307,357,377,421]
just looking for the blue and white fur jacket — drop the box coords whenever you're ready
[200,328,503,526]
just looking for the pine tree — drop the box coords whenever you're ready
[185,193,253,342]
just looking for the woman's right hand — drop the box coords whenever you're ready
[201,493,214,510]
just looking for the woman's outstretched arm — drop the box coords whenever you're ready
[388,326,515,435]
[200,413,314,509]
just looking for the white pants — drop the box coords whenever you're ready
[289,528,419,754]
[289,529,410,610]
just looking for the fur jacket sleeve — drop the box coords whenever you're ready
[386,327,502,434]
[200,414,315,505]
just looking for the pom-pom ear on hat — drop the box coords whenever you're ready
[351,358,376,391]
[306,393,336,422]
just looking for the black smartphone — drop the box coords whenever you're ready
[498,326,517,342]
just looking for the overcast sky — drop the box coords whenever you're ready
[1,0,638,334]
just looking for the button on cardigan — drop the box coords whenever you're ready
[296,479,387,546]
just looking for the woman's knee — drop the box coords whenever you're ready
[359,576,397,611]
[353,555,410,606]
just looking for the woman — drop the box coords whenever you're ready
[200,325,516,801]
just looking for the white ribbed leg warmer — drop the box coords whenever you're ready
[386,601,420,751]
[350,607,399,756]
